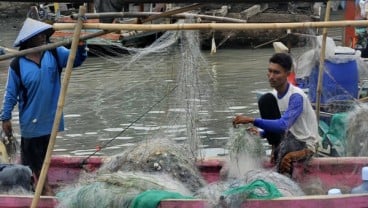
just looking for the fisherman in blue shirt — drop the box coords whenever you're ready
[233,53,319,176]
[0,18,87,195]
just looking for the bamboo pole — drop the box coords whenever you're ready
[315,1,332,122]
[141,3,203,23]
[30,5,86,208]
[0,46,17,53]
[70,11,248,23]
[4,19,368,62]
[53,19,368,31]
[0,2,204,61]
[0,30,111,61]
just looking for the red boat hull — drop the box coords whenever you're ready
[1,156,368,208]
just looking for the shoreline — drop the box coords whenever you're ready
[0,2,33,18]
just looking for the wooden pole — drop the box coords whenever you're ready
[344,0,357,47]
[0,0,328,3]
[0,3,205,62]
[315,1,332,122]
[0,30,110,61]
[30,5,86,208]
[141,3,203,23]
[53,19,368,31]
[70,11,248,23]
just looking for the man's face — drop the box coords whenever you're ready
[24,33,47,48]
[267,62,290,89]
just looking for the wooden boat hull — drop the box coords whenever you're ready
[1,156,368,208]
[159,194,368,208]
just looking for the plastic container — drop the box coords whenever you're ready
[308,59,359,104]
[328,188,342,195]
[351,167,368,194]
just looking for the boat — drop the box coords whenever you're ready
[198,2,321,50]
[42,3,169,55]
[1,155,368,208]
[1,3,368,207]
[44,2,326,54]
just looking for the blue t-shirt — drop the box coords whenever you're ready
[0,45,87,138]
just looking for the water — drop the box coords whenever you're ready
[63,48,272,157]
[1,24,276,158]
[0,11,346,158]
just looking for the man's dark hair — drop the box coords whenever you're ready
[269,53,293,72]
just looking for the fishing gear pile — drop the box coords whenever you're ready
[56,171,192,208]
[98,138,207,192]
[195,169,304,208]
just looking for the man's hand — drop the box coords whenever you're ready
[246,126,259,136]
[279,149,314,173]
[232,115,254,128]
[2,120,13,137]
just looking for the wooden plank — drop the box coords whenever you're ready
[159,194,368,208]
[240,4,261,20]
[159,200,208,208]
[242,194,368,208]
[0,195,57,208]
[273,41,289,53]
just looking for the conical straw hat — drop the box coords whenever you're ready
[13,18,54,47]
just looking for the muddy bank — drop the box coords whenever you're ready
[0,3,30,48]
[0,2,33,18]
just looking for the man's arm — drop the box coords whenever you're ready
[55,44,88,68]
[1,68,21,136]
[254,93,303,134]
[0,68,21,121]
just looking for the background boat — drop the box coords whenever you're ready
[29,2,328,54]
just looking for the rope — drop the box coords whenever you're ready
[81,85,178,165]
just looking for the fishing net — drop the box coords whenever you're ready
[223,179,282,199]
[291,31,368,159]
[97,138,207,192]
[319,112,348,156]
[243,169,305,196]
[130,190,193,208]
[316,103,368,157]
[56,171,192,208]
[79,18,215,160]
[294,34,368,115]
[223,127,266,178]
[346,103,368,156]
[56,18,221,207]
[195,169,304,207]
[0,164,33,194]
[0,129,19,163]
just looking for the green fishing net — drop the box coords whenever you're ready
[321,112,348,156]
[129,190,193,208]
[223,179,282,200]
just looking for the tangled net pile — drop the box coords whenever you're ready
[195,169,304,208]
[55,138,205,207]
[56,171,192,208]
[224,128,266,178]
[98,138,206,192]
[346,103,368,156]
